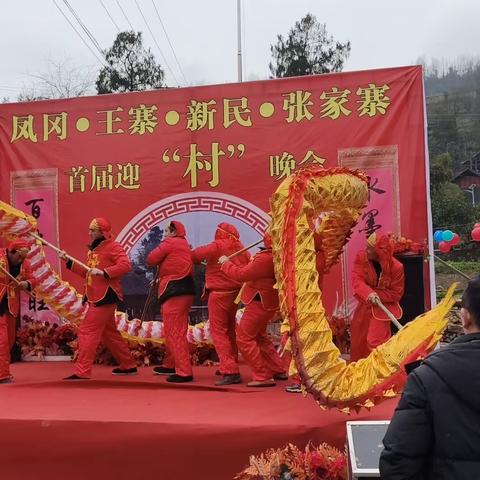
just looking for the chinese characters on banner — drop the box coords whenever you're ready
[0,66,431,321]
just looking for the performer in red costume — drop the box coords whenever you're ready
[192,223,250,386]
[147,221,195,383]
[62,218,137,380]
[219,232,287,387]
[0,240,34,384]
[350,232,405,361]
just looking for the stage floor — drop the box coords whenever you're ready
[0,363,398,480]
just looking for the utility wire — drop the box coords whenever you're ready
[115,0,134,31]
[99,0,121,32]
[134,0,180,86]
[62,0,104,57]
[52,0,106,67]
[151,0,188,85]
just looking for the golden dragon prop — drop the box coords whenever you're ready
[270,165,456,411]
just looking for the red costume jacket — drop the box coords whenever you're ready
[0,248,35,317]
[192,223,250,292]
[221,248,278,311]
[147,235,193,297]
[70,239,131,303]
[352,250,404,319]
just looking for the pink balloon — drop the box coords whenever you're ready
[450,233,460,246]
[438,241,451,253]
[472,228,480,242]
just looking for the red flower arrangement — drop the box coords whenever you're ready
[388,233,425,255]
[235,442,347,480]
[17,318,218,367]
[17,316,77,358]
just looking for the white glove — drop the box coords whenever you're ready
[218,255,229,265]
[367,292,380,305]
[89,268,104,276]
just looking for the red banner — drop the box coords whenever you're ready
[0,66,433,322]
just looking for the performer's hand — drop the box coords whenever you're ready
[368,292,380,305]
[17,281,30,291]
[89,268,104,276]
[218,255,229,265]
[58,250,68,261]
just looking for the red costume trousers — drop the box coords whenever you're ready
[236,301,284,381]
[350,303,392,361]
[161,295,194,377]
[366,318,391,351]
[0,312,16,380]
[208,291,239,375]
[74,303,136,378]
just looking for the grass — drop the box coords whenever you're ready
[434,260,480,275]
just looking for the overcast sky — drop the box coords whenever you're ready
[1,0,479,100]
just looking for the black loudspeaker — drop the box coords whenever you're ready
[395,254,425,325]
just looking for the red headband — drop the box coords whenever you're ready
[89,217,112,238]
[7,239,30,256]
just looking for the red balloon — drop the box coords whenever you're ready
[475,223,480,228]
[472,228,480,242]
[450,233,460,246]
[438,241,451,253]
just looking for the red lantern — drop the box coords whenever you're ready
[472,228,480,242]
[450,233,460,246]
[438,241,451,253]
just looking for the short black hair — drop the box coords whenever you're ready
[461,277,480,327]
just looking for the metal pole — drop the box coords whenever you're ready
[434,254,472,281]
[237,0,242,82]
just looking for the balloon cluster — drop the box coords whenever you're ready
[471,223,480,242]
[433,229,460,253]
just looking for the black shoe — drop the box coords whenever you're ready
[215,373,241,386]
[112,367,138,376]
[153,366,176,375]
[273,372,288,381]
[63,374,89,380]
[285,384,302,393]
[166,374,193,383]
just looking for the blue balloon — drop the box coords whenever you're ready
[434,230,444,242]
[442,230,454,242]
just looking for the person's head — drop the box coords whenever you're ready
[215,223,240,242]
[89,217,111,242]
[461,277,480,333]
[166,220,186,238]
[7,239,30,265]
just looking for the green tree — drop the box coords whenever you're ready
[430,154,476,233]
[269,13,351,78]
[431,182,476,233]
[96,31,165,94]
[430,153,454,187]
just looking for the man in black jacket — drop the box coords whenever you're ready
[380,277,480,479]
